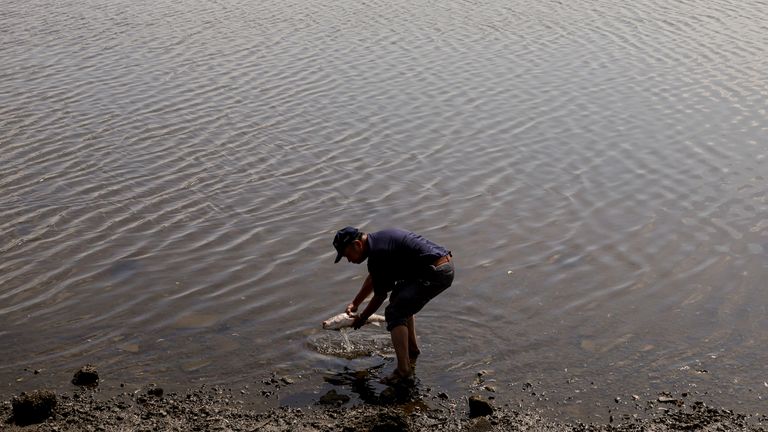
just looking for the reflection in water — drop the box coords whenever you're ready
[323,364,420,407]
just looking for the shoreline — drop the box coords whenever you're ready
[3,369,767,431]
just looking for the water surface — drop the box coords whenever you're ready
[1,0,767,421]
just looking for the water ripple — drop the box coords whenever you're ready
[1,0,767,420]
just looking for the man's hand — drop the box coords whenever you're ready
[352,315,366,330]
[345,303,358,315]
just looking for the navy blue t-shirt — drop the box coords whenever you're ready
[366,228,450,297]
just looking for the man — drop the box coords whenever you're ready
[332,226,454,382]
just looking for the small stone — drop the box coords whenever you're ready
[438,392,449,399]
[72,364,99,387]
[468,395,494,418]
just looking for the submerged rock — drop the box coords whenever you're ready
[319,389,350,406]
[11,390,57,425]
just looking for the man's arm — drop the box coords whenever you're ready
[353,293,386,329]
[346,274,374,314]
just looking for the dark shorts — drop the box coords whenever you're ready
[384,260,454,331]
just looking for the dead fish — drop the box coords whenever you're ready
[322,312,386,330]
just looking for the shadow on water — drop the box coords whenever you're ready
[109,259,141,280]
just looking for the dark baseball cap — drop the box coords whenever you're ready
[333,226,360,263]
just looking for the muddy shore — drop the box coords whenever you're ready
[2,367,767,431]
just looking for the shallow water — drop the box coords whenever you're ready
[1,0,767,421]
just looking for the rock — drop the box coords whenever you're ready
[72,364,99,387]
[11,390,57,425]
[468,395,494,418]
[438,392,449,399]
[318,390,350,406]
[147,387,164,397]
[657,392,678,404]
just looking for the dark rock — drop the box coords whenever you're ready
[147,387,164,397]
[318,390,350,406]
[72,364,99,387]
[468,395,494,418]
[11,390,57,425]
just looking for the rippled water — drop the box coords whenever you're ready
[2,0,767,421]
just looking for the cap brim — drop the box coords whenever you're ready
[334,252,343,263]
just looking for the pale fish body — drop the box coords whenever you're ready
[322,312,386,330]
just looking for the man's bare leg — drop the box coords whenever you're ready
[390,324,412,378]
[406,316,420,361]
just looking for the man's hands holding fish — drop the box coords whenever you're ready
[345,302,365,329]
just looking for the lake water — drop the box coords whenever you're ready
[1,0,767,421]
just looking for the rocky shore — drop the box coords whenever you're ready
[2,365,767,431]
